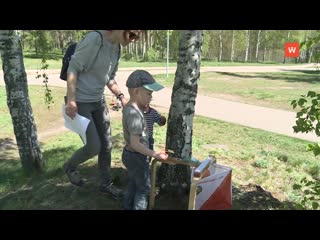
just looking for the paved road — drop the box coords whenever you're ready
[0,64,318,142]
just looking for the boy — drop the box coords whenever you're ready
[144,104,166,151]
[122,70,168,210]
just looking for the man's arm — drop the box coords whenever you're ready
[65,72,78,119]
[106,79,128,107]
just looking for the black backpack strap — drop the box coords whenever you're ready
[86,30,104,71]
[94,30,103,48]
[117,44,121,61]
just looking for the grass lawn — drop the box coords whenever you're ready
[154,71,320,111]
[0,86,319,209]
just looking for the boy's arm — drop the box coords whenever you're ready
[159,115,166,126]
[151,108,166,126]
[130,135,167,160]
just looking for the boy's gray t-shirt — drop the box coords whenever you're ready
[67,30,120,102]
[122,104,149,152]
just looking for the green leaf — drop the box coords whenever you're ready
[298,98,307,107]
[293,184,301,190]
[291,100,296,105]
[306,143,314,151]
[301,177,307,183]
[305,181,313,186]
[312,202,319,210]
[293,126,300,133]
[312,99,318,106]
[313,144,320,156]
[292,103,297,109]
[307,91,316,98]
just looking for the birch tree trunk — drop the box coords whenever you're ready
[283,31,290,64]
[143,30,148,59]
[158,30,203,196]
[135,42,138,59]
[218,30,223,62]
[255,30,261,62]
[230,30,235,62]
[0,30,44,173]
[262,30,268,62]
[245,30,250,62]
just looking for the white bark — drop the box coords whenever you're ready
[231,30,235,62]
[218,30,223,62]
[159,30,203,194]
[0,30,44,172]
[245,30,250,62]
[255,30,261,62]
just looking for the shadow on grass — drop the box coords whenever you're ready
[0,143,296,210]
[0,145,127,210]
[216,71,320,84]
[151,183,296,210]
[24,53,62,60]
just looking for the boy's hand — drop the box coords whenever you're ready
[154,151,168,161]
[160,116,167,126]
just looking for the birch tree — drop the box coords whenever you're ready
[245,30,250,62]
[218,30,223,62]
[230,30,235,62]
[0,30,44,173]
[255,30,261,62]
[158,30,203,195]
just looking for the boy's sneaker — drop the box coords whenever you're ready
[99,183,124,200]
[63,164,84,187]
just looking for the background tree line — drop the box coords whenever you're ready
[17,30,320,63]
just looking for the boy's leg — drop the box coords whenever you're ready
[122,148,136,210]
[132,154,151,210]
[122,149,150,210]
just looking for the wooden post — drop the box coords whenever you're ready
[148,156,209,210]
[149,158,158,210]
[188,178,199,210]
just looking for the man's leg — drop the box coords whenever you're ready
[93,99,122,198]
[64,102,101,186]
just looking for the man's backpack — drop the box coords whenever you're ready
[60,30,103,81]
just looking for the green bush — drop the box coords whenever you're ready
[144,48,161,62]
[292,177,320,210]
[291,91,320,156]
[254,158,269,168]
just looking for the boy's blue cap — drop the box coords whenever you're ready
[126,70,164,91]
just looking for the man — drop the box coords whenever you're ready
[64,30,143,199]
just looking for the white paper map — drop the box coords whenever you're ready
[62,105,90,145]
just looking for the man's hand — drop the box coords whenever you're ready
[65,100,78,119]
[120,96,128,108]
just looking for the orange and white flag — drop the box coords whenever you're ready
[194,164,232,210]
